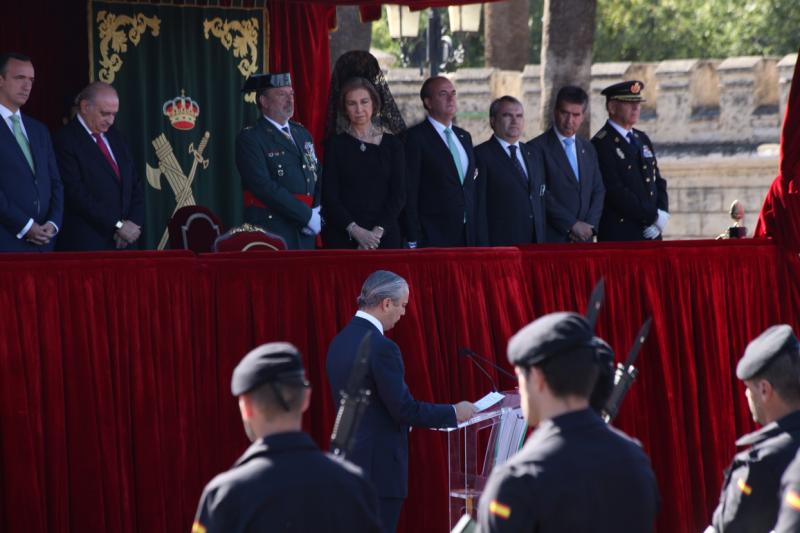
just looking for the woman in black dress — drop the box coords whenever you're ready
[322,77,405,249]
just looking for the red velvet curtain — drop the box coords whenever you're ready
[1,241,799,533]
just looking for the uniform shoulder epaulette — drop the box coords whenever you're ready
[594,130,607,140]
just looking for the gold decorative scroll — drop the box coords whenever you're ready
[203,17,260,103]
[96,11,161,84]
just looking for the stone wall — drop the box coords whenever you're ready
[383,54,796,239]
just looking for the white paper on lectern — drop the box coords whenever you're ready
[473,391,504,412]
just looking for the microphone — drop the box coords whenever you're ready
[459,347,515,380]
[458,347,507,392]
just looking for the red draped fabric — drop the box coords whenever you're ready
[755,47,800,250]
[1,241,799,533]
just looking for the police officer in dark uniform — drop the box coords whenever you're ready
[477,312,659,533]
[236,73,321,249]
[592,80,669,241]
[707,324,800,533]
[192,342,381,533]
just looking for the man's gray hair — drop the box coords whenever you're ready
[489,95,522,119]
[357,270,408,309]
[75,81,116,106]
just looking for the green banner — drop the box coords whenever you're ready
[89,1,267,249]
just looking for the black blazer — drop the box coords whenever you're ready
[591,121,668,241]
[326,316,457,498]
[402,119,485,247]
[475,136,545,246]
[54,117,144,251]
[529,128,605,243]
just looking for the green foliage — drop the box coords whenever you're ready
[371,8,401,59]
[594,0,800,61]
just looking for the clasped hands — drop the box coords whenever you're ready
[349,223,384,250]
[114,220,141,249]
[643,209,670,240]
[24,221,57,245]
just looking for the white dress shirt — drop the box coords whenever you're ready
[493,135,527,177]
[428,116,469,177]
[77,113,117,164]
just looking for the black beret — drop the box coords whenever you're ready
[242,72,292,93]
[601,80,646,102]
[507,312,595,367]
[231,342,308,396]
[736,324,800,380]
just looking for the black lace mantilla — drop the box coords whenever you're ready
[325,50,407,139]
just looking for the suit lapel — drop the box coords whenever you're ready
[606,122,639,160]
[0,116,33,174]
[260,117,300,155]
[547,129,579,188]
[104,127,126,189]
[73,119,121,186]
[455,126,475,185]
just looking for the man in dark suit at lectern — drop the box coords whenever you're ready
[326,270,475,533]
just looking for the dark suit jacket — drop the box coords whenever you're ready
[53,118,144,251]
[592,121,668,241]
[403,119,486,247]
[529,128,605,243]
[475,136,545,245]
[236,117,321,250]
[326,316,457,498]
[0,113,63,252]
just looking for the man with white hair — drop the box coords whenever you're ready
[326,270,475,533]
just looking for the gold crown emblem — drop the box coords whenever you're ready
[630,82,642,94]
[162,90,200,131]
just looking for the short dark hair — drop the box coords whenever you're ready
[555,85,588,110]
[489,95,522,119]
[419,76,449,112]
[248,380,307,416]
[340,76,381,119]
[753,349,800,405]
[522,349,599,399]
[0,52,32,76]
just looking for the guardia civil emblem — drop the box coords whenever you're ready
[146,90,211,249]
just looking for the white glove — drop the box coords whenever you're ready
[305,207,322,235]
[654,209,670,232]
[643,224,660,239]
[407,241,418,249]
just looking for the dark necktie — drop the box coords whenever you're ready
[626,131,642,154]
[93,133,120,181]
[281,125,296,147]
[508,145,528,184]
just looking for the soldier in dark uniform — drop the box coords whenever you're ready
[236,73,321,250]
[774,448,800,532]
[192,342,381,533]
[591,80,669,241]
[477,312,659,533]
[707,324,800,533]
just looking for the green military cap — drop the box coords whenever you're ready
[507,312,596,368]
[601,80,646,102]
[242,72,292,93]
[736,324,800,380]
[231,341,309,396]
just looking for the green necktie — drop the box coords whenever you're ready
[444,128,465,184]
[10,115,34,171]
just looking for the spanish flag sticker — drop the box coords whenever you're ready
[490,500,511,519]
[191,521,207,533]
[786,490,800,511]
[737,478,753,496]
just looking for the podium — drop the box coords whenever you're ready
[436,390,527,530]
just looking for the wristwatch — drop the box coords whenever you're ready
[115,220,124,230]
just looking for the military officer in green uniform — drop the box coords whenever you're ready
[236,73,321,249]
[591,81,669,241]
